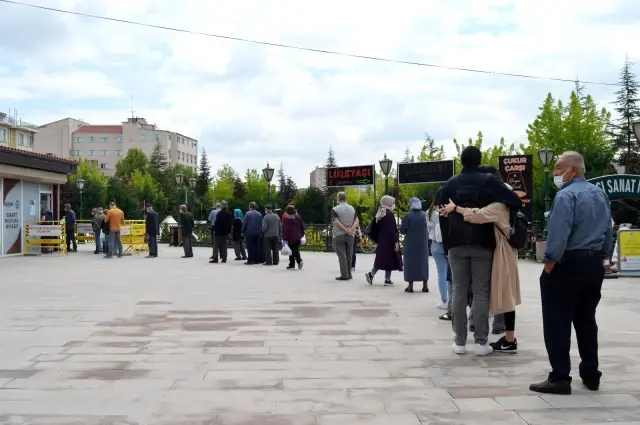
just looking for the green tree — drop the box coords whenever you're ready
[195,148,211,199]
[114,148,148,184]
[148,142,169,190]
[402,146,414,163]
[68,159,108,218]
[244,168,268,206]
[130,169,168,216]
[611,55,640,171]
[417,133,445,162]
[282,176,297,205]
[105,177,139,218]
[292,187,326,224]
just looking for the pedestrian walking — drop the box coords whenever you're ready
[529,151,612,395]
[208,203,221,260]
[365,195,402,286]
[282,204,305,270]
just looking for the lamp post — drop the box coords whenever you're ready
[262,162,275,203]
[537,148,555,237]
[379,153,393,195]
[175,173,197,210]
[76,178,85,219]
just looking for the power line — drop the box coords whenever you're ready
[0,0,621,87]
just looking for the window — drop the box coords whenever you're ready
[100,163,112,170]
[25,134,33,147]
[98,150,109,156]
[0,128,6,142]
[115,150,123,157]
[115,137,122,143]
[100,137,108,143]
[74,137,83,143]
[153,134,160,141]
[18,134,24,145]
[88,136,96,143]
[88,150,96,156]
[140,135,146,141]
[73,150,84,156]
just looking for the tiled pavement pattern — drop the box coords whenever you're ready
[1,247,640,425]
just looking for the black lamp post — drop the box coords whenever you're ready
[262,162,275,203]
[175,173,197,210]
[537,148,555,236]
[76,178,85,219]
[379,153,393,195]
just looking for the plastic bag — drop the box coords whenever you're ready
[300,235,307,246]
[281,242,292,256]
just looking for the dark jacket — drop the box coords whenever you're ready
[438,168,522,250]
[282,213,305,244]
[181,212,195,235]
[373,210,403,271]
[65,210,76,229]
[145,210,160,236]
[242,209,263,237]
[232,218,243,241]
[214,208,233,236]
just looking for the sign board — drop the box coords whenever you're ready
[28,224,63,237]
[588,174,640,199]
[2,178,22,255]
[498,155,533,221]
[326,165,375,187]
[76,223,94,234]
[617,229,640,276]
[397,160,455,184]
[121,225,131,236]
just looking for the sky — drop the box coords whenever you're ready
[0,0,638,187]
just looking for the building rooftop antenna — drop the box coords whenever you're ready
[130,94,135,119]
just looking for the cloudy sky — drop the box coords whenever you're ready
[0,0,637,186]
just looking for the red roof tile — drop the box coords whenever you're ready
[0,145,78,164]
[74,125,123,134]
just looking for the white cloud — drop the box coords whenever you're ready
[0,0,637,186]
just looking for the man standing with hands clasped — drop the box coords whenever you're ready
[331,191,358,281]
[530,151,612,395]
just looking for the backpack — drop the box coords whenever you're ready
[499,210,528,249]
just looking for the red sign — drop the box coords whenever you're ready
[326,165,375,187]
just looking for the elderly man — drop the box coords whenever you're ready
[530,151,613,395]
[180,204,195,258]
[208,202,221,260]
[331,191,358,280]
[211,200,233,263]
[243,202,263,265]
[92,207,105,254]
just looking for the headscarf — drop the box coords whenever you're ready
[409,197,422,211]
[234,208,243,219]
[375,195,395,222]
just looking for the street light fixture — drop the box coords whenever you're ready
[175,172,184,186]
[262,162,275,203]
[379,153,393,195]
[188,177,197,190]
[76,178,85,219]
[537,148,555,237]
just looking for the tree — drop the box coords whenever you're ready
[114,148,148,184]
[105,177,139,218]
[292,187,325,224]
[277,162,286,194]
[232,176,247,199]
[195,148,211,199]
[417,133,445,162]
[282,176,298,205]
[67,159,108,218]
[244,168,268,206]
[611,55,640,170]
[325,146,337,168]
[402,146,414,163]
[148,142,169,189]
[130,169,168,215]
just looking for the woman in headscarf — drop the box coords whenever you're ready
[282,204,306,270]
[232,208,247,261]
[400,197,429,293]
[365,195,403,286]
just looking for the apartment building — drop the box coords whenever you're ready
[35,118,88,158]
[0,112,38,153]
[310,166,326,190]
[35,116,198,175]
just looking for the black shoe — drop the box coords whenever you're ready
[422,282,429,292]
[94,250,100,254]
[469,325,475,332]
[221,259,227,263]
[209,259,218,263]
[242,257,247,260]
[439,313,452,321]
[335,276,349,281]
[244,261,255,265]
[492,329,505,335]
[490,336,518,353]
[405,286,414,293]
[234,257,242,261]
[582,378,600,391]
[286,265,295,270]
[529,379,571,395]
[348,275,353,280]
[384,280,394,286]
[365,272,373,285]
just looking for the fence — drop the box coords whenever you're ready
[23,221,67,255]
[120,221,147,254]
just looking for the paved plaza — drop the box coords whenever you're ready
[1,246,640,424]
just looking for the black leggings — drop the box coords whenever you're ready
[504,310,516,332]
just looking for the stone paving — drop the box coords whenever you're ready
[1,246,640,424]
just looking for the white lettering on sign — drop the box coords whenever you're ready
[503,156,528,172]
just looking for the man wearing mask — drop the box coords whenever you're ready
[262,204,282,266]
[63,203,77,253]
[92,207,105,254]
[243,202,263,265]
[208,203,221,260]
[438,146,521,356]
[180,204,195,258]
[145,203,160,258]
[530,151,612,395]
[211,200,233,263]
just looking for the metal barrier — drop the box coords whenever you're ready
[23,221,67,255]
[121,221,147,255]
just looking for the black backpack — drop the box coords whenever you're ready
[500,210,528,249]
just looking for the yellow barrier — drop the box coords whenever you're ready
[75,220,95,242]
[121,220,147,255]
[23,221,68,256]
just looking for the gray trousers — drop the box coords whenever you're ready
[449,245,493,345]
[469,311,505,332]
[233,240,246,259]
[332,234,354,278]
[107,230,123,257]
[183,232,193,257]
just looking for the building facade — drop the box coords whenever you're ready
[0,112,38,153]
[35,116,198,175]
[310,166,326,190]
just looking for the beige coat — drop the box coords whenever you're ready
[457,203,521,315]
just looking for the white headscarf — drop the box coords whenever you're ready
[376,195,395,222]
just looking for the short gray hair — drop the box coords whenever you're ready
[337,192,347,202]
[249,202,257,209]
[180,204,187,211]
[560,151,586,174]
[97,207,103,213]
[215,202,221,208]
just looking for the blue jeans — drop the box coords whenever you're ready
[431,241,449,303]
[371,268,392,281]
[94,231,101,251]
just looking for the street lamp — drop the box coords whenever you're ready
[633,120,640,145]
[379,153,393,195]
[537,148,555,237]
[262,162,275,203]
[76,178,85,219]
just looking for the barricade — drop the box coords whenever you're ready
[121,220,147,255]
[23,220,67,255]
[76,220,95,243]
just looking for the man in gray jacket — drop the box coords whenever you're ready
[92,207,105,254]
[262,204,282,266]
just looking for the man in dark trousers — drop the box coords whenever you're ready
[145,203,160,258]
[242,202,263,265]
[438,146,521,356]
[530,151,612,395]
[179,204,195,258]
[211,200,233,263]
[63,203,77,252]
[262,204,282,266]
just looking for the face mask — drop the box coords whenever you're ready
[553,168,572,189]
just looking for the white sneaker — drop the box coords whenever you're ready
[452,343,466,354]
[436,302,448,310]
[475,343,493,356]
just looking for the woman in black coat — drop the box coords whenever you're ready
[365,195,403,286]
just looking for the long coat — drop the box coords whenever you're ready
[373,210,403,271]
[457,203,521,314]
[400,210,429,282]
